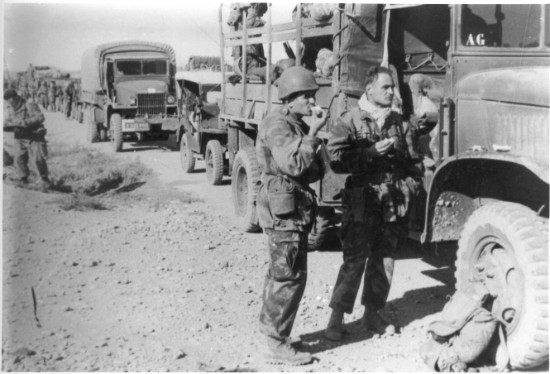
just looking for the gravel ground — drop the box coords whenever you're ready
[2,110,469,372]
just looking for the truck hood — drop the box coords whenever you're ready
[115,80,168,105]
[457,67,550,107]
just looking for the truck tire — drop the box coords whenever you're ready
[205,139,224,185]
[85,105,98,143]
[308,206,340,252]
[231,147,261,233]
[111,113,123,152]
[455,202,548,370]
[179,135,195,173]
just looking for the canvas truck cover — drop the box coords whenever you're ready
[337,3,385,97]
[80,41,176,96]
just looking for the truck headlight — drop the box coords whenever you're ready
[166,95,176,104]
[129,97,137,106]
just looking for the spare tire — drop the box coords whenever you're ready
[455,202,548,370]
[231,147,261,233]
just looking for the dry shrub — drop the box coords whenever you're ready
[48,142,152,196]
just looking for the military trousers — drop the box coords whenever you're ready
[329,217,407,314]
[14,138,49,182]
[259,229,308,340]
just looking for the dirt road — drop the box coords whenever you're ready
[3,110,457,372]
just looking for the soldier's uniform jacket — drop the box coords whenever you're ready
[256,108,324,233]
[327,106,425,222]
[4,98,46,141]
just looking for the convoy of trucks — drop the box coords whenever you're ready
[212,4,549,370]
[74,4,549,370]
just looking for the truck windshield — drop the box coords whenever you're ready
[460,4,542,48]
[116,60,168,76]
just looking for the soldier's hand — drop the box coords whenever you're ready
[309,107,328,136]
[368,138,394,157]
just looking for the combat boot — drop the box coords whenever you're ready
[265,337,313,365]
[362,308,396,335]
[324,309,344,341]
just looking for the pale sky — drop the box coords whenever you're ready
[2,0,298,73]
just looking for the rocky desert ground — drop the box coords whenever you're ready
[1,109,541,372]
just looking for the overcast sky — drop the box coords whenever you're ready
[2,0,297,73]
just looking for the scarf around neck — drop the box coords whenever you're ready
[358,93,391,130]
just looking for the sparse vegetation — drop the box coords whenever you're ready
[48,142,152,196]
[46,142,153,210]
[42,141,202,211]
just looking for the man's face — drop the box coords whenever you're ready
[288,91,316,117]
[366,73,394,108]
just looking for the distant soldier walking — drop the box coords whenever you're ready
[256,66,328,365]
[55,84,64,112]
[3,89,51,190]
[38,81,49,109]
[63,81,75,119]
[48,82,56,111]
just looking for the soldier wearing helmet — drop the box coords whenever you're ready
[3,88,51,190]
[256,66,328,365]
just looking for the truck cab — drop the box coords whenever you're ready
[80,41,179,152]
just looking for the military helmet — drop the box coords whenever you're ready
[277,66,319,100]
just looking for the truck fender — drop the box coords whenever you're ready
[421,152,549,245]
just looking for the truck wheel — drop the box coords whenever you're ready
[85,106,98,143]
[455,201,548,370]
[179,135,195,173]
[111,113,123,152]
[205,140,224,185]
[308,206,340,252]
[231,147,261,233]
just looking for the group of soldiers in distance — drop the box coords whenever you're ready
[12,74,81,121]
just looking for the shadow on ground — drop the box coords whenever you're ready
[298,284,453,356]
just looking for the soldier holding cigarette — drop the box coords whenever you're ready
[256,66,328,365]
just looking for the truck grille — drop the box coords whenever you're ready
[137,93,166,116]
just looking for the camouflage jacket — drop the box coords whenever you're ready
[327,106,423,222]
[256,107,324,232]
[4,98,46,140]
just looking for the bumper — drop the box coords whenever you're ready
[121,118,180,133]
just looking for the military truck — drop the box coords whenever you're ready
[175,56,226,185]
[80,41,179,152]
[175,69,225,184]
[219,4,548,369]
